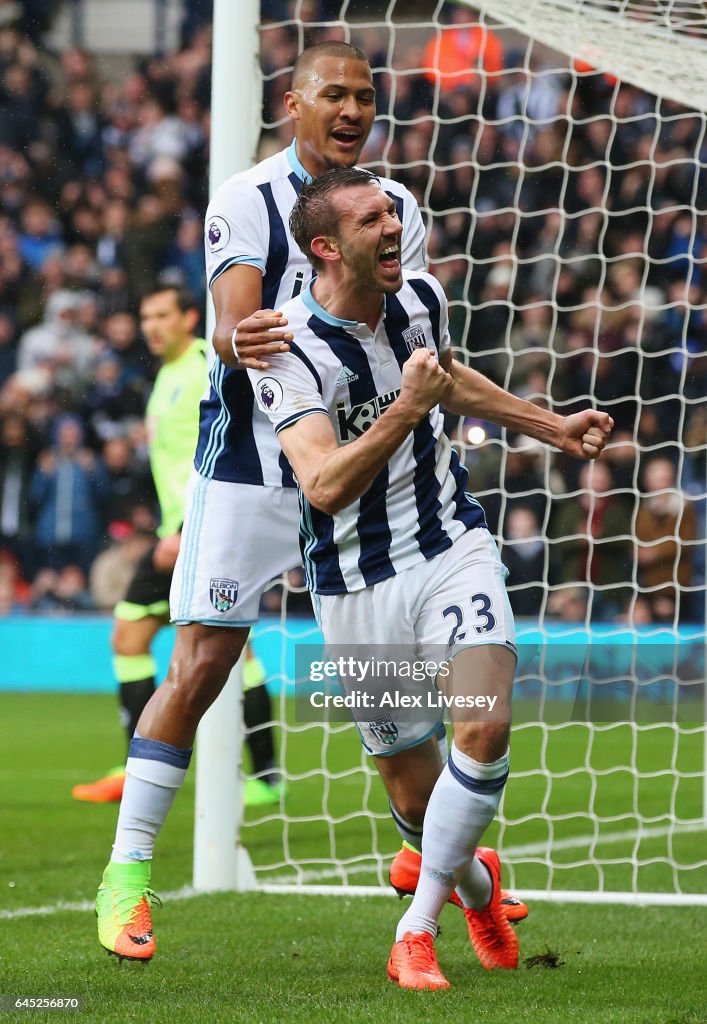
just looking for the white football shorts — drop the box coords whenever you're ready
[314,527,516,756]
[170,472,301,626]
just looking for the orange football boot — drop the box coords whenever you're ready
[389,842,528,922]
[387,932,450,990]
[72,768,125,803]
[463,847,519,970]
[96,861,160,962]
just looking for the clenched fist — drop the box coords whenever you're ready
[557,409,614,460]
[399,348,453,421]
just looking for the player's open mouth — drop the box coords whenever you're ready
[330,127,361,147]
[378,243,400,270]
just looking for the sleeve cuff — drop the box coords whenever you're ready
[275,408,329,433]
[209,255,266,289]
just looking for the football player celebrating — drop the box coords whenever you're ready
[249,167,613,988]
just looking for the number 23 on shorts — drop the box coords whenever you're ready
[443,593,497,646]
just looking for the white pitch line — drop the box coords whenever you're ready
[2,822,705,920]
[498,820,706,858]
[0,886,196,921]
[260,821,707,886]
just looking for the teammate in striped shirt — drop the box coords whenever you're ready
[94,42,440,963]
[250,167,613,989]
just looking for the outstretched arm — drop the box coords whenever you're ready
[441,352,613,459]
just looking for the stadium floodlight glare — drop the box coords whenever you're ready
[201,0,707,907]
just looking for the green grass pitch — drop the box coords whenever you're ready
[1,692,705,1024]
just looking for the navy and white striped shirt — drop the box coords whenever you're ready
[248,272,487,595]
[197,141,427,487]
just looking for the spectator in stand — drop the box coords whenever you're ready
[466,262,514,382]
[682,408,706,621]
[0,58,39,150]
[29,413,108,576]
[62,242,100,291]
[129,96,192,177]
[0,409,38,578]
[0,365,55,443]
[121,193,177,299]
[546,585,589,623]
[96,200,130,270]
[617,594,655,627]
[422,3,503,95]
[101,310,156,403]
[164,209,206,297]
[16,197,63,268]
[30,564,95,611]
[180,0,214,47]
[665,211,706,280]
[82,353,145,442]
[502,506,547,618]
[482,435,549,538]
[0,311,17,388]
[17,290,98,397]
[549,461,634,618]
[602,430,639,492]
[96,265,132,318]
[58,44,99,89]
[508,299,556,390]
[635,458,697,622]
[89,520,155,612]
[0,552,25,614]
[101,433,155,527]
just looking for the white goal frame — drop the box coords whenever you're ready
[195,0,707,906]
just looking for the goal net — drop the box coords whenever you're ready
[208,0,707,905]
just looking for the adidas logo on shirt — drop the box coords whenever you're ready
[334,365,359,388]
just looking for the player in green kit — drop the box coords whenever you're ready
[73,286,281,807]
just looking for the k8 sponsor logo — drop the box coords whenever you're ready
[336,389,400,441]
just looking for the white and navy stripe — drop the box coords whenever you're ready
[248,273,487,596]
[198,142,427,489]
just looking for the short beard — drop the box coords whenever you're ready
[340,243,402,294]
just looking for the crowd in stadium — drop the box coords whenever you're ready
[0,0,703,622]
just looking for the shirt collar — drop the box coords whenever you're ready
[301,281,358,328]
[286,139,311,182]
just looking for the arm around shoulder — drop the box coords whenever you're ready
[211,265,293,371]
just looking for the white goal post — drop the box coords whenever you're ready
[192,0,260,893]
[196,0,707,906]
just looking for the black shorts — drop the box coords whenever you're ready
[117,543,172,615]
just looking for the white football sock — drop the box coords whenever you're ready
[395,742,509,940]
[456,853,493,911]
[111,735,191,863]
